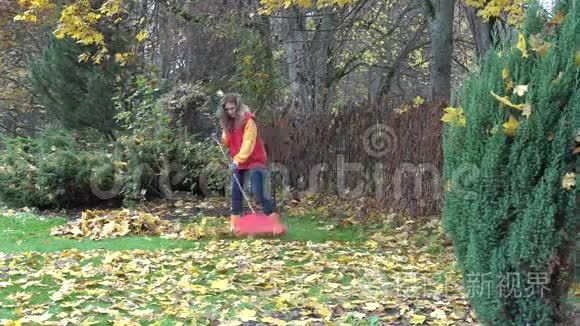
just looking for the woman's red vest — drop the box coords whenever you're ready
[228,111,267,170]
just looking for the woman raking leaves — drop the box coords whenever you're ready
[219,93,286,236]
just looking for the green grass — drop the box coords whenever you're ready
[280,214,367,242]
[0,212,368,254]
[0,212,369,322]
[0,213,204,254]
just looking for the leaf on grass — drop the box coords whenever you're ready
[20,311,52,323]
[363,302,381,311]
[410,314,427,324]
[260,316,287,325]
[316,305,332,320]
[210,279,230,290]
[238,309,257,322]
[430,308,447,319]
[304,273,321,283]
[0,281,12,288]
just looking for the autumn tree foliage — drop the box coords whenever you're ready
[441,1,578,324]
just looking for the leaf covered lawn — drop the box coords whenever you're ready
[0,201,476,325]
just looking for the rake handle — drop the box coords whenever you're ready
[213,132,255,214]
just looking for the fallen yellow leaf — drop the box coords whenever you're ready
[210,279,229,290]
[0,321,22,326]
[304,273,321,283]
[238,308,257,322]
[316,305,332,320]
[363,302,381,311]
[410,314,427,324]
[430,308,447,319]
[260,316,287,325]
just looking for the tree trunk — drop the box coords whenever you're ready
[462,3,492,61]
[284,6,309,111]
[425,0,455,104]
[313,9,338,112]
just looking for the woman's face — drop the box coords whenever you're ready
[225,102,237,119]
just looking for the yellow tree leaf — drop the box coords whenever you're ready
[501,68,510,80]
[502,68,514,91]
[413,96,425,105]
[575,51,580,67]
[78,52,91,63]
[561,173,575,190]
[54,28,66,39]
[503,116,519,137]
[513,85,528,96]
[490,91,531,118]
[135,29,149,42]
[441,107,466,127]
[520,104,531,118]
[516,33,528,58]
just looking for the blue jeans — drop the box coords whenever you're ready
[231,168,275,215]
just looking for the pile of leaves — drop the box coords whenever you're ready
[162,217,232,241]
[50,209,177,240]
[50,209,232,241]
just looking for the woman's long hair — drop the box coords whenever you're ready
[220,93,249,133]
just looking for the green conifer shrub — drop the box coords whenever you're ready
[441,1,578,324]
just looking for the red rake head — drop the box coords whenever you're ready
[233,213,288,237]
